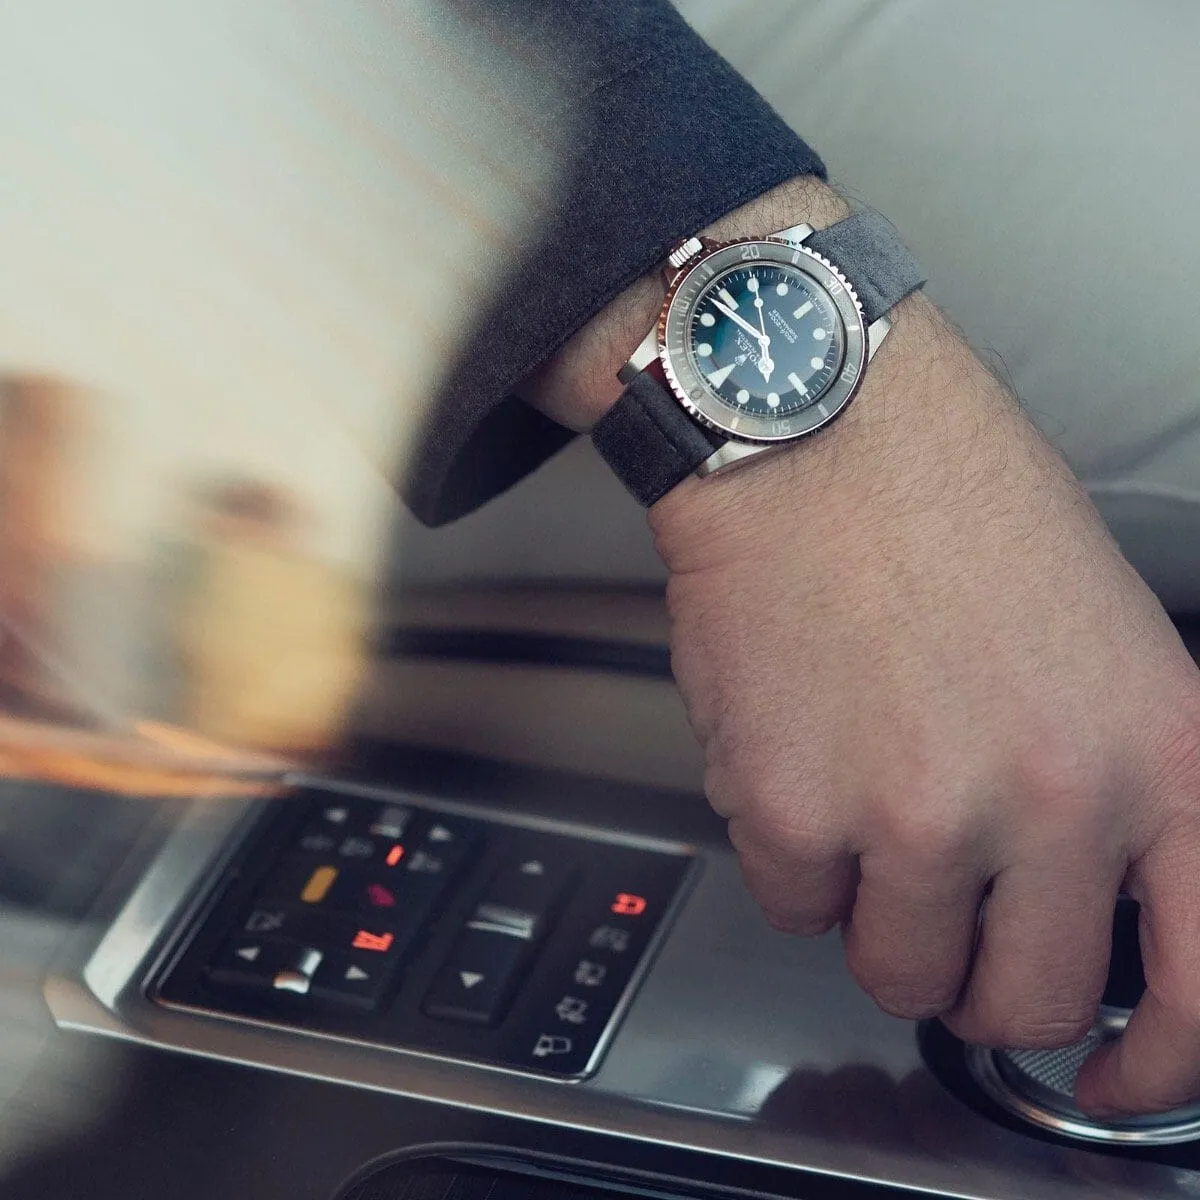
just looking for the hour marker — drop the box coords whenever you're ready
[718,288,739,310]
[746,276,760,293]
[735,388,750,404]
[775,282,789,296]
[767,392,780,408]
[810,357,825,370]
[699,311,715,326]
[706,362,737,388]
[813,327,828,341]
[816,402,830,418]
[697,343,713,357]
[787,372,808,395]
[793,300,814,320]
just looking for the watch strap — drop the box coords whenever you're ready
[804,208,925,324]
[592,368,724,507]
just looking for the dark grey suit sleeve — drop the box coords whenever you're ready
[403,0,825,526]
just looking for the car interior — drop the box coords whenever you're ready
[3,2,1200,1199]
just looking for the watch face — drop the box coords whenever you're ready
[660,240,868,443]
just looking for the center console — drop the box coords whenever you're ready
[44,763,1200,1200]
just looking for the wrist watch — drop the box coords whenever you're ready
[592,209,925,506]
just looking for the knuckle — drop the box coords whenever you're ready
[764,907,839,938]
[877,787,978,861]
[866,979,959,1021]
[844,945,960,1019]
[1151,690,1200,805]
[1016,736,1104,825]
[971,1003,1095,1049]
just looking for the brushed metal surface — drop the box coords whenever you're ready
[44,785,1200,1200]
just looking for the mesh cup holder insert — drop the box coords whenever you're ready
[966,1012,1200,1146]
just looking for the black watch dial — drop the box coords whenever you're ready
[661,239,868,443]
[688,263,844,419]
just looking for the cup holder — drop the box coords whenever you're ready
[964,1011,1200,1146]
[923,896,1200,1151]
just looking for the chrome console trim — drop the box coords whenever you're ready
[45,778,1200,1200]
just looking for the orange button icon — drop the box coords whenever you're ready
[611,893,647,917]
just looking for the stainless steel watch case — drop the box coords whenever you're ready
[619,223,892,479]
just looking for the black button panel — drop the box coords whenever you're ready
[155,786,693,1078]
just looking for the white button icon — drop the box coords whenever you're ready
[459,971,485,989]
[323,806,349,825]
[370,806,411,838]
[408,850,444,873]
[533,1035,573,1058]
[588,926,630,953]
[345,965,370,982]
[519,860,545,876]
[428,824,454,843]
[573,960,607,987]
[339,836,375,858]
[235,945,262,962]
[555,996,589,1025]
[245,910,285,933]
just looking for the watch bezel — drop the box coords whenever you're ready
[658,237,868,444]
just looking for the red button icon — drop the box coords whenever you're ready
[366,883,396,908]
[352,929,394,952]
[611,893,647,917]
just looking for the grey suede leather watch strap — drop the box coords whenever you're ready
[592,209,924,507]
[592,369,725,507]
[804,209,925,324]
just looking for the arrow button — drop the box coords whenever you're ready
[423,929,528,1026]
[309,951,398,1012]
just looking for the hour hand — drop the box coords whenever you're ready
[710,297,767,345]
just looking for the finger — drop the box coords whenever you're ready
[1075,834,1200,1116]
[728,815,858,936]
[943,852,1120,1049]
[842,849,985,1019]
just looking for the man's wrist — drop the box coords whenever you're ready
[520,176,850,432]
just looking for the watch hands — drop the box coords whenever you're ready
[710,297,765,344]
[752,285,775,380]
[711,294,773,379]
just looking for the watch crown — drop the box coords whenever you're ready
[667,236,704,270]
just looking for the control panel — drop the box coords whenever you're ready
[155,785,695,1078]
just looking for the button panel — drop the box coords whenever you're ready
[157,787,693,1078]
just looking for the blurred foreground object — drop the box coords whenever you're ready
[177,478,369,755]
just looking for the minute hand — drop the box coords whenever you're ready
[711,297,768,345]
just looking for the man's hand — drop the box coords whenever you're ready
[521,176,1200,1118]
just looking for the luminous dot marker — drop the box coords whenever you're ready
[775,282,789,296]
[706,361,737,388]
[699,311,716,327]
[735,389,750,404]
[788,372,808,395]
[746,276,760,293]
[767,392,780,408]
[794,300,814,320]
[811,357,825,370]
[697,343,713,357]
[718,288,739,310]
[813,328,828,341]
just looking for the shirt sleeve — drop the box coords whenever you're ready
[402,0,825,527]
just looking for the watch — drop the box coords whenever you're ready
[591,209,925,506]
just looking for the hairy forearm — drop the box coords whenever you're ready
[520,174,1066,570]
